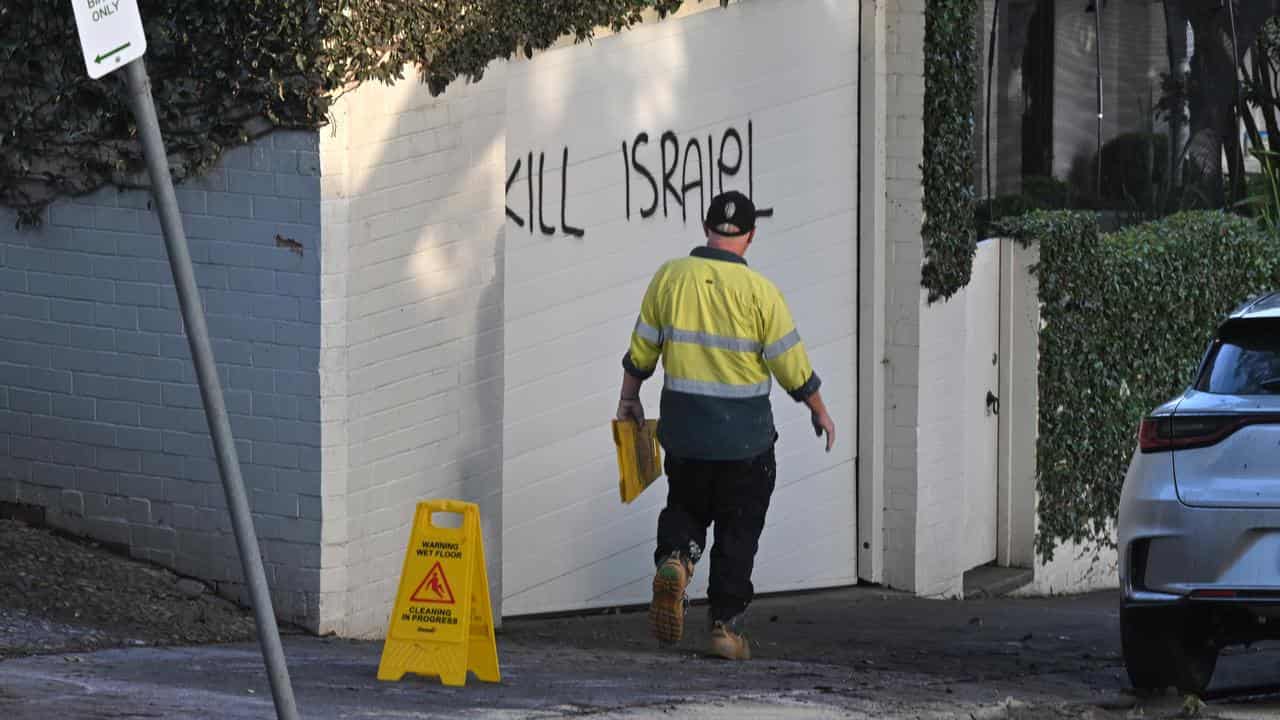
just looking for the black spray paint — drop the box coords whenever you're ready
[626,122,772,224]
[504,157,525,228]
[560,147,584,237]
[537,152,555,236]
[660,131,681,219]
[506,121,771,237]
[505,147,586,237]
[630,132,659,219]
[681,138,704,224]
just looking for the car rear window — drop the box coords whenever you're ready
[1198,320,1280,395]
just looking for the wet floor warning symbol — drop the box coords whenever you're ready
[409,562,456,605]
[377,500,500,687]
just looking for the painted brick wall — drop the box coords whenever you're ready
[0,131,323,627]
[915,286,969,598]
[881,0,926,592]
[318,66,508,638]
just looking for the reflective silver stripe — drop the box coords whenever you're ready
[762,330,801,361]
[634,319,663,345]
[665,376,772,398]
[665,327,762,354]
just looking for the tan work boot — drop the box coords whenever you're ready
[709,619,751,661]
[648,553,693,644]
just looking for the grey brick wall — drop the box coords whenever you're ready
[0,130,324,629]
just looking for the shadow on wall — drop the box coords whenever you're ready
[327,64,508,637]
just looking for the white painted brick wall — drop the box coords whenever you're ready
[0,131,323,628]
[318,66,508,638]
[880,0,926,592]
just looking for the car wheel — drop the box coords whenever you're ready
[1121,605,1172,690]
[1167,613,1218,696]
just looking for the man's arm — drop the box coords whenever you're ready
[617,268,665,423]
[762,288,835,452]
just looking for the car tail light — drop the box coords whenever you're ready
[1139,414,1280,453]
[1191,589,1238,599]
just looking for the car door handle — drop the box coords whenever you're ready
[985,391,1000,417]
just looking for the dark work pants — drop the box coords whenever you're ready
[654,447,777,622]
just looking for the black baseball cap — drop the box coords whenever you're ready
[704,191,756,237]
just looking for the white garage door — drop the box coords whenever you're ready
[502,0,859,616]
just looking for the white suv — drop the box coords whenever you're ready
[1118,292,1280,694]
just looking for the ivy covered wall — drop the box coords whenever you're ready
[921,0,978,302]
[1000,211,1280,560]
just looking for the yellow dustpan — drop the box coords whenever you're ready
[612,419,662,504]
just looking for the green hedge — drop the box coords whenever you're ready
[1097,132,1168,211]
[0,0,326,220]
[1,0,701,218]
[921,0,979,302]
[998,211,1280,560]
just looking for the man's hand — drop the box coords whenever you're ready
[802,389,834,453]
[618,370,646,424]
[811,410,835,453]
[617,396,645,424]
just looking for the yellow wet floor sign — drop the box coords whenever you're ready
[377,500,500,686]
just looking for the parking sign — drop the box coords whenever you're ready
[69,0,147,79]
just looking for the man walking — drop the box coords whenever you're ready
[617,190,835,661]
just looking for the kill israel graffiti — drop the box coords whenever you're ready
[505,121,773,238]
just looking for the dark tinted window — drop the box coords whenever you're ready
[974,2,1241,230]
[1199,321,1280,395]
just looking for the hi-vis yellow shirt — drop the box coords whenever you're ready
[623,246,821,460]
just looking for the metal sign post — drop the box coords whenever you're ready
[122,59,301,720]
[68,2,299,718]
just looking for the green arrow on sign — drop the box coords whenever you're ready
[95,42,132,64]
